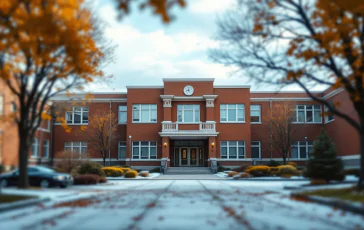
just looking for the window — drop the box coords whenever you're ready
[294,105,322,123]
[251,141,261,159]
[64,142,88,155]
[118,105,127,124]
[220,104,245,122]
[43,140,49,158]
[291,141,313,159]
[132,141,157,159]
[32,138,38,157]
[132,104,157,123]
[0,95,4,115]
[250,105,261,123]
[66,107,89,124]
[220,141,245,159]
[118,141,126,159]
[324,102,335,123]
[177,105,200,123]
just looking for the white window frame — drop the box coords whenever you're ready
[220,141,246,159]
[294,105,322,124]
[250,105,261,124]
[291,141,313,159]
[118,141,127,159]
[324,103,335,123]
[220,104,245,123]
[118,105,127,124]
[0,95,4,115]
[251,141,261,159]
[132,104,157,123]
[64,142,88,156]
[132,141,157,159]
[32,138,39,158]
[65,107,89,125]
[43,140,49,158]
[177,104,200,123]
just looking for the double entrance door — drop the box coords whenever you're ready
[175,147,204,166]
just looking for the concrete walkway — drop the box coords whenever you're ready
[1,180,363,230]
[153,174,224,180]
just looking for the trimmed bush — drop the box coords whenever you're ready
[124,170,138,178]
[269,167,279,176]
[78,161,105,177]
[99,177,108,183]
[139,172,149,177]
[304,130,344,182]
[102,167,124,177]
[267,160,280,167]
[149,167,160,173]
[240,172,251,178]
[73,174,100,185]
[276,165,299,177]
[228,171,239,177]
[287,162,297,168]
[245,166,270,177]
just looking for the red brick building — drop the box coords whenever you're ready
[0,78,360,170]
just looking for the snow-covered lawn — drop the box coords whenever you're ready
[0,180,363,230]
[106,172,161,180]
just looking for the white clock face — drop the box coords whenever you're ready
[183,85,194,96]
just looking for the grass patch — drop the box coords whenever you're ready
[0,194,36,203]
[301,187,364,203]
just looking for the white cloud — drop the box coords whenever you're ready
[188,0,235,14]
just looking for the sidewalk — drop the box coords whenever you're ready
[153,174,225,180]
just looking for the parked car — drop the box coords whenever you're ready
[0,166,73,188]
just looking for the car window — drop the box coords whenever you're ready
[28,168,39,173]
[36,166,55,173]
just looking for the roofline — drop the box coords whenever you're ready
[163,78,215,82]
[250,90,323,94]
[214,85,251,89]
[126,86,164,89]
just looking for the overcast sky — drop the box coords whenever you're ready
[87,0,323,93]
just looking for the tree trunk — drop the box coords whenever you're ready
[283,154,287,165]
[358,129,364,190]
[103,155,106,167]
[18,131,29,188]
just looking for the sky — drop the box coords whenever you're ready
[87,0,321,93]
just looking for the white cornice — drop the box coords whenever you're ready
[214,85,251,88]
[159,131,219,137]
[173,96,205,101]
[322,88,344,100]
[163,78,214,82]
[126,86,164,89]
[250,91,322,94]
[160,95,174,99]
[203,95,218,99]
[250,98,313,102]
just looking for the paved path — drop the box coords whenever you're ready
[152,174,224,179]
[1,180,363,230]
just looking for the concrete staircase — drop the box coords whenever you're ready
[165,167,212,175]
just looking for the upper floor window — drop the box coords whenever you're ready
[294,105,322,123]
[177,105,200,123]
[0,95,4,115]
[64,142,88,155]
[220,104,245,122]
[291,141,313,159]
[132,104,157,123]
[43,140,49,158]
[118,105,127,124]
[132,141,157,159]
[118,141,126,159]
[251,141,261,159]
[32,138,38,157]
[324,103,334,123]
[66,107,89,124]
[250,105,261,123]
[221,141,245,159]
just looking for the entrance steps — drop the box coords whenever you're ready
[165,167,212,175]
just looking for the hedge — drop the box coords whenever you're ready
[78,161,105,177]
[102,167,124,177]
[276,165,299,177]
[124,170,138,178]
[244,166,270,177]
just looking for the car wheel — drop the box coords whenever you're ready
[40,179,49,188]
[60,184,67,189]
[0,179,8,188]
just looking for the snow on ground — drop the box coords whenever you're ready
[1,180,363,230]
[106,173,161,180]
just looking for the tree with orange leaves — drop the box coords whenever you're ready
[268,102,296,165]
[211,0,364,189]
[0,0,108,188]
[81,110,119,167]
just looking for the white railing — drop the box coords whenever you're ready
[162,122,216,132]
[162,122,178,131]
[200,122,216,131]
